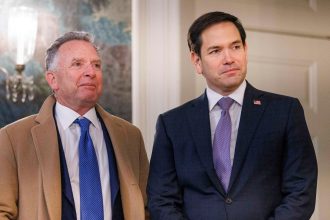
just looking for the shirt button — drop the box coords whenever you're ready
[225,198,232,204]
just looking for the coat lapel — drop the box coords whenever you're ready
[228,83,267,191]
[31,95,62,220]
[186,93,226,196]
[96,105,136,183]
[96,105,144,220]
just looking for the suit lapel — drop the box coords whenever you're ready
[97,114,120,207]
[31,95,61,220]
[96,106,137,184]
[228,83,267,191]
[96,106,144,220]
[186,93,226,196]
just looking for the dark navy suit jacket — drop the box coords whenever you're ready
[147,82,317,220]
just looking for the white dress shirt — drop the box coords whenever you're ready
[207,80,246,165]
[55,102,111,220]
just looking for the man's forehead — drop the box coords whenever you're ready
[201,23,242,46]
[59,40,97,53]
[57,41,99,59]
[70,57,101,62]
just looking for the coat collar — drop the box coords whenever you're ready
[32,95,61,220]
[96,103,145,220]
[95,104,138,185]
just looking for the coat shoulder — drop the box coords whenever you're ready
[111,115,140,130]
[0,114,37,135]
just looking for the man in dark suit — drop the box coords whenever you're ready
[147,11,317,220]
[0,31,149,220]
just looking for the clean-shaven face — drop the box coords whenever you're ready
[192,22,247,96]
[47,40,103,114]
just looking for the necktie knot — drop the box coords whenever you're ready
[75,118,91,131]
[218,97,234,111]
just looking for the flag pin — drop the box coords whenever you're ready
[253,100,261,105]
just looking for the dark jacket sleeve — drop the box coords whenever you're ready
[269,99,318,220]
[147,115,187,220]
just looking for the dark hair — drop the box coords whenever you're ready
[187,11,246,57]
[45,31,98,71]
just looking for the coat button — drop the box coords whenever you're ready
[225,198,232,204]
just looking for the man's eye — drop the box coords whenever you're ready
[233,45,241,50]
[210,49,220,54]
[73,62,82,67]
[94,63,101,69]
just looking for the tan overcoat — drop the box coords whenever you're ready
[0,95,149,220]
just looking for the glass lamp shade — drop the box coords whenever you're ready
[8,6,38,65]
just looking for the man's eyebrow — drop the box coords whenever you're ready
[71,57,84,62]
[231,40,243,45]
[70,58,101,63]
[206,40,243,51]
[91,59,101,63]
[206,45,222,52]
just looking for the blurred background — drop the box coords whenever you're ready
[0,0,132,126]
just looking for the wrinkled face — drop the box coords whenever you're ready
[191,22,247,96]
[46,40,103,114]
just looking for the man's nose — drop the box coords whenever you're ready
[222,49,234,64]
[83,63,96,76]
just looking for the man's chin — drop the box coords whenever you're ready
[79,94,100,104]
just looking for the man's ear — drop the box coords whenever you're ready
[190,52,203,75]
[45,71,59,91]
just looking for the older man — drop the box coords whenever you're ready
[0,31,149,220]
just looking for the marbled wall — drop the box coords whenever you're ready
[0,0,132,126]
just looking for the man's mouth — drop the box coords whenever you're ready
[222,68,239,74]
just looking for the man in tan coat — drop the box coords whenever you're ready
[0,31,149,220]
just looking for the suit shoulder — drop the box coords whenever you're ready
[160,96,202,119]
[256,88,299,103]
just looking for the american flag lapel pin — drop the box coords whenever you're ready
[253,99,261,105]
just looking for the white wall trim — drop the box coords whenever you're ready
[132,0,181,157]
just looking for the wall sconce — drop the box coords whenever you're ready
[0,6,38,102]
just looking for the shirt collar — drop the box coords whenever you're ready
[207,80,247,111]
[55,102,100,130]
